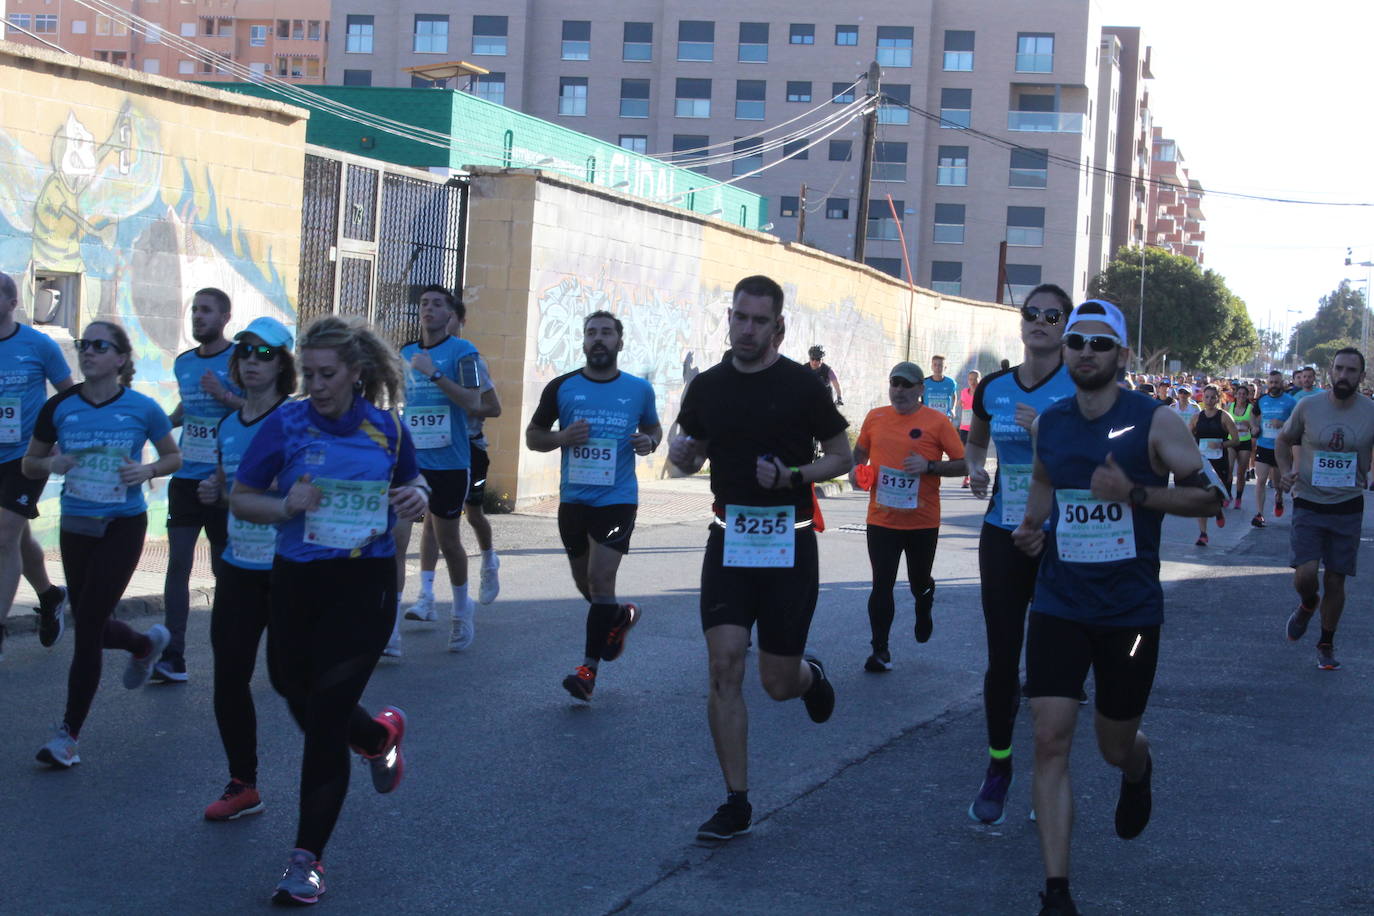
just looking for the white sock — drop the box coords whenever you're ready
[391,597,402,639]
[482,549,498,568]
[452,581,471,620]
[419,570,436,597]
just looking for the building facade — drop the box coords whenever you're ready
[1147,127,1205,263]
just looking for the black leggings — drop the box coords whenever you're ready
[269,556,393,857]
[865,525,939,652]
[211,562,272,785]
[978,522,1042,753]
[61,514,149,736]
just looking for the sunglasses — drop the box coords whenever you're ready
[74,338,125,354]
[889,377,917,388]
[1063,332,1122,352]
[1020,305,1063,325]
[235,342,281,361]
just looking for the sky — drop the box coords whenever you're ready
[1099,0,1374,345]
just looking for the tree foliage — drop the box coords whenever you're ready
[1287,282,1372,365]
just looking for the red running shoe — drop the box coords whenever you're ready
[204,778,264,821]
[1274,496,1285,518]
[358,706,406,794]
[562,665,596,702]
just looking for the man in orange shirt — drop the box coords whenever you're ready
[851,361,967,672]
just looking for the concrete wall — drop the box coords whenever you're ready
[461,166,1023,507]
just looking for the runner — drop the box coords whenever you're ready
[1011,299,1226,915]
[1275,348,1374,670]
[1252,370,1297,528]
[26,320,181,768]
[851,361,965,671]
[1292,365,1323,402]
[922,354,958,428]
[958,369,980,487]
[963,282,1076,826]
[0,271,73,660]
[157,288,242,683]
[230,315,423,905]
[669,275,851,841]
[805,346,843,405]
[1173,386,1199,424]
[1189,385,1239,546]
[199,317,294,821]
[525,310,660,701]
[1225,383,1256,509]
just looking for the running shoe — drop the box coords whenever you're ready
[149,658,188,684]
[802,656,835,723]
[863,649,893,673]
[382,629,401,658]
[478,555,501,605]
[1250,514,1266,529]
[404,593,436,621]
[272,848,325,906]
[204,779,265,821]
[1114,751,1153,839]
[1286,606,1315,643]
[1274,496,1285,518]
[1038,887,1080,915]
[969,764,1013,825]
[562,665,596,701]
[1232,496,1243,509]
[449,598,475,652]
[961,476,970,489]
[36,586,68,648]
[125,625,171,689]
[360,706,406,794]
[914,578,935,644]
[1195,534,1208,546]
[1246,468,1255,481]
[696,801,752,840]
[35,722,80,769]
[601,603,640,662]
[1316,643,1341,671]
[1214,510,1226,528]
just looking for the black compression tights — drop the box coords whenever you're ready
[865,525,939,652]
[978,523,1042,753]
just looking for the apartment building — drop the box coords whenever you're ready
[3,0,331,83]
[1147,128,1205,264]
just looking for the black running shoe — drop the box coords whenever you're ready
[914,579,935,643]
[696,801,752,840]
[600,603,640,663]
[1115,751,1153,839]
[1250,514,1266,529]
[36,586,68,648]
[1038,887,1080,915]
[863,649,892,673]
[802,656,835,723]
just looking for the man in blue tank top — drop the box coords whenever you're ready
[1011,299,1225,916]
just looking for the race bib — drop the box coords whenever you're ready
[1262,418,1284,436]
[304,478,389,550]
[0,397,21,444]
[723,504,795,568]
[875,465,919,509]
[181,414,219,464]
[1312,451,1357,488]
[1199,438,1223,460]
[65,446,128,505]
[228,513,277,564]
[1055,489,1135,563]
[406,405,452,449]
[999,463,1033,527]
[568,437,615,486]
[927,395,953,415]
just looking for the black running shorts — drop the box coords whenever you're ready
[1023,612,1160,722]
[0,456,46,519]
[167,475,230,537]
[420,467,470,520]
[557,502,637,557]
[700,523,819,657]
[465,442,489,507]
[1254,445,1277,467]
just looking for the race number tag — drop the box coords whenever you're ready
[65,446,128,505]
[568,437,615,486]
[1312,451,1357,488]
[407,406,452,449]
[1055,489,1135,563]
[304,478,389,550]
[723,504,795,568]
[1262,418,1284,437]
[228,513,277,564]
[875,466,919,509]
[0,397,21,444]
[1199,438,1223,460]
[1000,464,1033,527]
[181,414,219,464]
[927,394,953,415]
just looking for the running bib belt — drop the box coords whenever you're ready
[173,345,238,480]
[401,335,479,470]
[0,397,19,444]
[1199,438,1223,460]
[65,447,128,505]
[1055,490,1135,563]
[723,504,795,567]
[875,466,919,509]
[0,324,71,463]
[1312,451,1357,488]
[999,464,1033,527]
[567,438,616,486]
[181,414,220,465]
[304,478,389,550]
[406,405,452,449]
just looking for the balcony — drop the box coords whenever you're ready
[1007,111,1083,133]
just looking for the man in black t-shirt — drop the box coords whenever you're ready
[670,275,852,842]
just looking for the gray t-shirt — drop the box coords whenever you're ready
[1283,393,1374,505]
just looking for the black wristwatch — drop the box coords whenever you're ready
[429,369,443,382]
[790,468,805,490]
[1128,486,1148,507]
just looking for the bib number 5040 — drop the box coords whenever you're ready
[1062,501,1124,525]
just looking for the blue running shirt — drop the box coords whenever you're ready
[972,363,1076,530]
[0,324,71,464]
[33,385,173,518]
[1255,393,1297,448]
[217,400,287,571]
[922,376,958,421]
[400,335,480,471]
[173,345,241,480]
[530,370,659,507]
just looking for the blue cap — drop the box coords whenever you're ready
[234,316,294,351]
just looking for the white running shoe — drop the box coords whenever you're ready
[36,722,80,768]
[382,629,402,658]
[449,597,475,652]
[478,556,501,605]
[405,593,437,621]
[124,625,170,689]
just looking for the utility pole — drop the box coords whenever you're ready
[797,183,807,244]
[995,241,1008,304]
[852,62,880,264]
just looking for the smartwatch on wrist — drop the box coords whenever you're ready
[429,369,443,382]
[1129,486,1148,507]
[790,468,805,490]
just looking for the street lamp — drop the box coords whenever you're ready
[1287,308,1304,370]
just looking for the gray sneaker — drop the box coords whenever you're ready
[1286,606,1315,643]
[1316,643,1341,670]
[124,625,170,689]
[272,848,325,905]
[36,722,80,768]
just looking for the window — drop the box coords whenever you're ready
[1009,148,1049,187]
[178,60,195,74]
[34,14,58,34]
[835,24,858,46]
[789,24,815,45]
[71,20,88,34]
[867,199,904,241]
[732,137,763,176]
[1016,33,1054,72]
[931,261,962,295]
[475,72,505,105]
[937,146,968,186]
[7,14,31,31]
[562,20,590,60]
[782,139,809,160]
[826,198,850,220]
[143,59,160,74]
[250,24,268,46]
[250,62,268,77]
[875,141,908,181]
[619,135,648,154]
[879,84,910,125]
[1007,206,1045,246]
[832,82,855,104]
[472,15,507,55]
[787,81,812,103]
[866,258,903,279]
[738,22,768,62]
[940,88,971,128]
[559,77,588,116]
[736,80,765,119]
[1006,264,1042,303]
[414,14,448,54]
[944,30,974,70]
[779,196,800,218]
[180,22,196,37]
[673,134,709,172]
[620,78,650,118]
[933,204,965,244]
[309,20,321,41]
[276,19,289,39]
[828,140,852,161]
[876,26,913,67]
[623,22,652,61]
[675,78,711,117]
[97,15,125,35]
[678,21,714,61]
[342,69,372,86]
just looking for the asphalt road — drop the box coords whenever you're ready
[1,481,1370,914]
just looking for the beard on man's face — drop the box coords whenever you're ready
[1333,379,1357,400]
